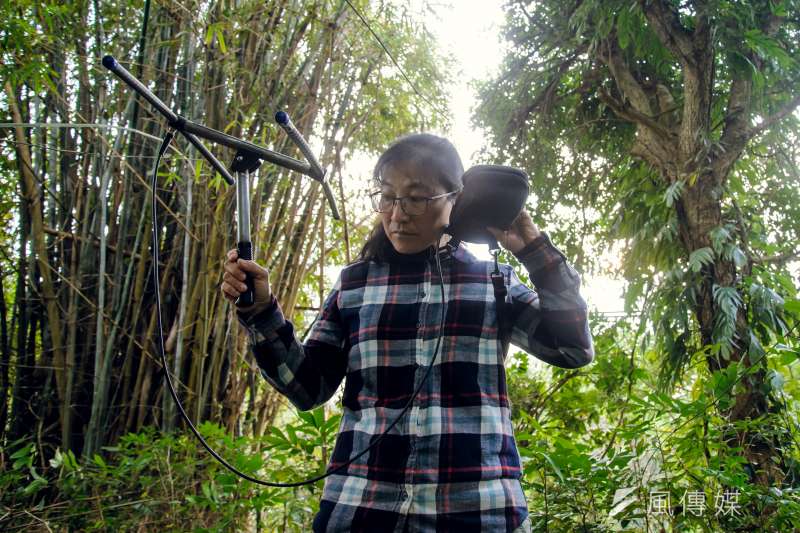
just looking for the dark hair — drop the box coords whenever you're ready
[355,133,464,263]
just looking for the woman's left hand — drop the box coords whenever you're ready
[487,210,541,254]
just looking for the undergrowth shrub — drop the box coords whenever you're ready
[0,407,339,532]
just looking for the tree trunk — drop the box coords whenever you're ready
[601,4,787,487]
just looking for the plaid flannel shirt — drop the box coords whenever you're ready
[238,232,594,532]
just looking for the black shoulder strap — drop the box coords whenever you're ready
[490,251,512,357]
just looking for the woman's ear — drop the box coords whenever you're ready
[443,194,457,230]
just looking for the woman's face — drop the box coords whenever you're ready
[379,164,457,254]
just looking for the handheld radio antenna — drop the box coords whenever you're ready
[101,55,340,219]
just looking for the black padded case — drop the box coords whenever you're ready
[446,165,530,246]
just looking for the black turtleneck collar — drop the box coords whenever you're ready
[379,239,460,264]
[383,243,435,264]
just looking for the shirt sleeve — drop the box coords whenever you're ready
[504,232,595,369]
[235,274,349,411]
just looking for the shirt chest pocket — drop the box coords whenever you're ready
[444,295,493,340]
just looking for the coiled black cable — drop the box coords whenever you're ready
[151,130,448,486]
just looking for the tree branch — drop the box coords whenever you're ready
[716,14,789,180]
[638,0,695,66]
[754,250,800,267]
[597,87,675,141]
[532,370,580,420]
[601,37,654,116]
[745,93,800,140]
[717,76,753,168]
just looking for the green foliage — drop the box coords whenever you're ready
[0,0,71,93]
[0,407,338,531]
[506,319,800,532]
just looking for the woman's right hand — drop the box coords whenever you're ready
[222,249,273,315]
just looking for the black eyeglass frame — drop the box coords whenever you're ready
[369,188,462,216]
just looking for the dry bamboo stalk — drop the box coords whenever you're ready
[134,228,181,430]
[284,188,323,313]
[121,212,153,431]
[262,176,294,266]
[270,180,305,294]
[205,294,229,422]
[164,162,194,431]
[195,180,210,423]
[61,129,90,449]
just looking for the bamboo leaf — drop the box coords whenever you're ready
[216,28,227,54]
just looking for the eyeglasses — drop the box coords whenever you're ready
[369,189,460,216]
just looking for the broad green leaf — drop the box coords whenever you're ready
[689,247,714,273]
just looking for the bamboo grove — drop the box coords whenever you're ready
[1,0,448,462]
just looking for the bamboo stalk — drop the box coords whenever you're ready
[84,106,131,457]
[6,82,67,418]
[165,162,193,431]
[0,266,9,441]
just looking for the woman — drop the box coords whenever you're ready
[221,133,594,532]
